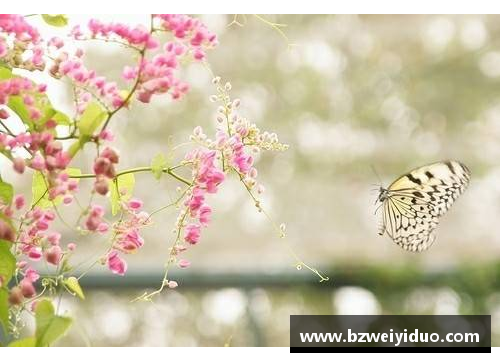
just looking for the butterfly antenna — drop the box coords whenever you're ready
[370,164,383,186]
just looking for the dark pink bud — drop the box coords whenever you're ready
[8,287,24,305]
[94,177,109,195]
[93,157,112,175]
[101,147,119,164]
[20,279,36,298]
[13,157,25,174]
[44,245,62,266]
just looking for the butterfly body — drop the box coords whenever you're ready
[376,160,471,252]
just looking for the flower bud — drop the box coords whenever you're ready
[0,219,15,242]
[0,108,9,119]
[167,280,178,289]
[93,157,112,175]
[8,286,24,305]
[94,177,109,195]
[101,147,119,164]
[13,157,26,174]
[178,259,191,268]
[44,245,62,265]
[20,279,36,298]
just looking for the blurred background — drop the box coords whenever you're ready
[3,14,500,346]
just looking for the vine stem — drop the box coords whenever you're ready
[69,165,191,186]
[99,15,154,133]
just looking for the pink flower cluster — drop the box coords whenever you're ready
[153,14,218,60]
[105,198,150,275]
[74,19,159,50]
[6,200,76,294]
[180,148,224,249]
[7,263,39,305]
[48,49,124,112]
[84,204,108,233]
[0,15,42,68]
[0,14,39,43]
[1,129,77,204]
[0,77,36,108]
[92,146,119,195]
[126,43,190,102]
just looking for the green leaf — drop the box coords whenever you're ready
[0,240,15,287]
[151,152,168,180]
[35,299,72,347]
[78,102,107,137]
[8,337,37,347]
[0,288,9,336]
[68,102,107,158]
[41,14,69,27]
[52,111,71,126]
[64,277,85,300]
[7,91,71,130]
[1,64,71,133]
[110,173,135,216]
[0,177,13,205]
[31,171,48,208]
[31,168,81,209]
[0,65,12,80]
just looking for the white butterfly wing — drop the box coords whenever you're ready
[380,160,471,252]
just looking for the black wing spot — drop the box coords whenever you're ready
[425,171,434,179]
[413,191,424,198]
[407,173,422,185]
[445,161,456,174]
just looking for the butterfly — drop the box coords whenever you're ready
[375,160,471,252]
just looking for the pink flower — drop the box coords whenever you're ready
[97,222,109,234]
[199,205,211,226]
[99,129,114,141]
[178,259,191,268]
[13,157,26,175]
[20,278,36,298]
[167,280,178,289]
[27,247,42,261]
[186,187,204,214]
[107,251,127,276]
[30,153,45,171]
[25,267,40,282]
[128,198,143,210]
[184,223,201,245]
[47,232,61,245]
[44,245,62,265]
[117,229,144,252]
[67,243,77,251]
[14,195,25,210]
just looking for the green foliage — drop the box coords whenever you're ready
[64,277,85,300]
[0,65,12,80]
[110,174,135,215]
[78,102,107,136]
[0,240,15,336]
[0,63,70,131]
[31,168,81,209]
[34,299,72,347]
[0,288,9,336]
[0,241,15,289]
[0,176,13,205]
[41,14,69,27]
[8,337,36,347]
[7,96,70,130]
[151,152,168,180]
[69,102,108,157]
